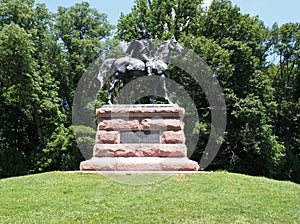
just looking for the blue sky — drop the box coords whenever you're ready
[37,0,300,27]
[231,0,300,27]
[37,0,135,25]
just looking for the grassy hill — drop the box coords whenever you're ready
[0,171,299,223]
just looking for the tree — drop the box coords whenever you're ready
[0,0,85,175]
[117,0,204,41]
[54,2,115,107]
[0,0,70,173]
[270,22,300,182]
[0,23,35,177]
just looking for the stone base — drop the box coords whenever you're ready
[93,144,187,157]
[80,104,199,172]
[80,157,199,171]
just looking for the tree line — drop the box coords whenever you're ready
[0,0,299,183]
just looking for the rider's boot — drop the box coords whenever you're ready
[147,66,152,76]
[146,61,152,76]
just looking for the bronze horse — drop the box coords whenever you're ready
[98,37,184,104]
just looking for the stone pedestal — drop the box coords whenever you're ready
[80,104,199,171]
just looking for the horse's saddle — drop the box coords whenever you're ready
[126,58,167,75]
[126,57,148,71]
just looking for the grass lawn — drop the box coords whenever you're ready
[0,171,299,223]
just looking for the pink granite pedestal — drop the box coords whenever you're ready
[80,104,199,171]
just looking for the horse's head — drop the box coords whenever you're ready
[97,58,116,88]
[168,36,184,54]
[154,37,185,63]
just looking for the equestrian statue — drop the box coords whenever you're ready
[98,29,184,104]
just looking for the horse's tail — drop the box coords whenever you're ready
[97,58,116,88]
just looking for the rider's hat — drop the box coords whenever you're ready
[139,28,150,38]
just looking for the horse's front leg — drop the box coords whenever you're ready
[150,76,159,104]
[108,73,120,104]
[160,74,173,104]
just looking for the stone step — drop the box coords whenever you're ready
[93,144,187,157]
[96,104,185,118]
[80,157,199,171]
[98,118,183,131]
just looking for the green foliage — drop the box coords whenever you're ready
[73,125,96,159]
[0,146,27,178]
[55,1,115,102]
[117,0,204,41]
[227,95,285,176]
[269,22,300,182]
[35,125,84,172]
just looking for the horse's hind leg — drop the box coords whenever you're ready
[160,74,173,104]
[122,79,130,104]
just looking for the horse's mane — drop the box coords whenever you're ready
[154,40,169,60]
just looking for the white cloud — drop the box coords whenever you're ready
[202,0,213,8]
